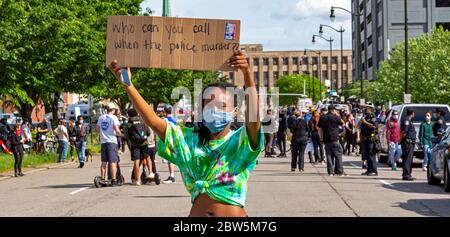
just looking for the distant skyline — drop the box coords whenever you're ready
[140,0,352,51]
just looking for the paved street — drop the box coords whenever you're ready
[0,149,449,217]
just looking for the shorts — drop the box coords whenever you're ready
[130,146,150,161]
[101,143,119,163]
[148,146,156,160]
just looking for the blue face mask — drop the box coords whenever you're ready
[202,108,233,134]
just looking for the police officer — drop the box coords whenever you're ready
[400,109,417,181]
[360,104,378,176]
[432,108,447,137]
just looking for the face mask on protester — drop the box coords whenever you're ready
[426,115,431,122]
[202,108,233,134]
[393,115,398,120]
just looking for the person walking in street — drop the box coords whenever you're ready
[288,110,308,172]
[386,110,402,171]
[126,108,157,186]
[360,104,379,176]
[108,50,263,217]
[432,108,447,137]
[419,111,433,171]
[75,116,89,168]
[11,124,25,177]
[276,108,288,158]
[318,105,347,176]
[54,119,69,163]
[67,119,77,162]
[309,110,324,164]
[162,104,177,184]
[400,109,417,181]
[343,113,356,156]
[96,103,122,185]
[263,109,275,158]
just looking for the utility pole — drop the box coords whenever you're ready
[404,0,409,95]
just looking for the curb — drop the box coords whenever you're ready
[0,161,76,181]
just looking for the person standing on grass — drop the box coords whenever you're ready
[11,124,25,177]
[54,119,69,163]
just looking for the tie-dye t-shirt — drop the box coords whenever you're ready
[157,119,264,207]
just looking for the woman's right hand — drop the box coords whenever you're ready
[108,60,132,87]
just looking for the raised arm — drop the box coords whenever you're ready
[108,60,167,140]
[229,51,261,149]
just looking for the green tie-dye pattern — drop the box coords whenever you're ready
[157,119,263,207]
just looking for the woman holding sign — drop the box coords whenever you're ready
[108,51,263,217]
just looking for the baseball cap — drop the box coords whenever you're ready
[107,102,118,110]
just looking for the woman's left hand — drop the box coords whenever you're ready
[228,51,249,73]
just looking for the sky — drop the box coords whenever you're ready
[140,0,353,51]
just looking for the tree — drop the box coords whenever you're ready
[371,27,450,104]
[275,74,323,106]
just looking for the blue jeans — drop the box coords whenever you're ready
[57,140,69,162]
[76,141,87,163]
[423,144,432,167]
[388,142,402,165]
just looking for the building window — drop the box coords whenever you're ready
[332,70,338,80]
[283,71,289,76]
[313,71,318,78]
[322,57,328,64]
[303,57,308,65]
[294,70,300,74]
[367,13,372,24]
[250,47,256,52]
[377,1,383,13]
[436,0,450,7]
[332,57,338,64]
[263,57,269,66]
[312,57,318,65]
[322,70,328,80]
[254,72,260,81]
[274,71,279,80]
[292,57,299,65]
[436,22,450,31]
[283,57,289,65]
[241,47,246,52]
[343,56,348,64]
[368,35,373,46]
[263,72,269,86]
[368,57,373,68]
[273,58,279,66]
[253,58,259,66]
[344,70,348,84]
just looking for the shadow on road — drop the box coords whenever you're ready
[31,183,92,189]
[395,199,450,217]
[381,182,448,195]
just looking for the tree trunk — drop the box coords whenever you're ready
[19,103,34,124]
[51,92,60,124]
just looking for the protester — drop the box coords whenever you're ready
[162,104,177,184]
[343,113,356,156]
[115,110,124,154]
[126,108,156,186]
[419,111,433,171]
[360,104,378,176]
[21,120,32,149]
[54,119,69,163]
[386,110,402,171]
[276,108,288,158]
[263,109,275,158]
[318,105,347,177]
[67,119,77,162]
[11,124,25,177]
[288,109,308,172]
[37,119,49,153]
[400,109,417,181]
[309,110,324,164]
[108,51,263,217]
[96,103,121,185]
[271,108,279,156]
[75,116,89,168]
[432,108,447,137]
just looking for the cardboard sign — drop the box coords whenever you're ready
[106,16,241,71]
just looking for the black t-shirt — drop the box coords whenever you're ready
[360,113,378,138]
[318,113,343,142]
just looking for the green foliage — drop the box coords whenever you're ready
[275,74,323,106]
[371,27,450,104]
[0,152,56,173]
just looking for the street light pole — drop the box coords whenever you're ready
[312,35,334,99]
[404,0,409,95]
[304,49,322,102]
[331,6,363,99]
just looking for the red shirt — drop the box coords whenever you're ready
[386,119,401,144]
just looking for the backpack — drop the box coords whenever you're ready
[129,120,147,146]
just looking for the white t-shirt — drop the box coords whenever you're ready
[57,125,68,142]
[97,114,120,144]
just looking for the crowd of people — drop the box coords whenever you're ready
[260,101,448,181]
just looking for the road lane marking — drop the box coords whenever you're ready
[350,163,359,168]
[380,180,394,187]
[70,187,90,195]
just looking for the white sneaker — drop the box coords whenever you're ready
[422,167,428,171]
[132,180,141,186]
[162,159,167,164]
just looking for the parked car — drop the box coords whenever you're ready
[379,104,450,162]
[428,127,450,192]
